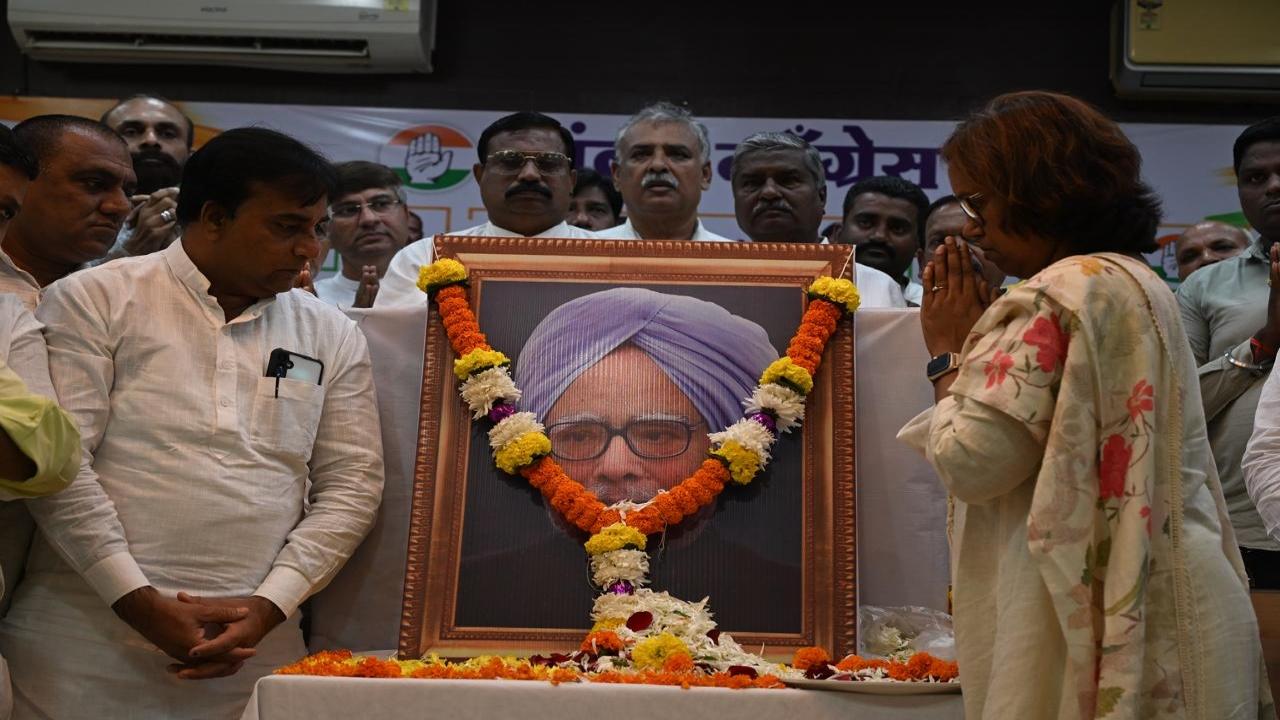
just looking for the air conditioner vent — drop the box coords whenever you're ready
[25,31,370,58]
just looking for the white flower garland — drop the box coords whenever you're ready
[590,549,650,587]
[459,367,521,419]
[487,411,544,451]
[743,384,807,434]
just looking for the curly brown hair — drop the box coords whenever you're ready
[941,91,1161,254]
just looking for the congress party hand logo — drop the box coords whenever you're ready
[406,133,453,184]
[380,124,473,192]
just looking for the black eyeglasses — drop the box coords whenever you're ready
[547,418,703,461]
[957,192,985,227]
[486,150,572,176]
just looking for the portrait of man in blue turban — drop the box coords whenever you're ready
[453,283,806,635]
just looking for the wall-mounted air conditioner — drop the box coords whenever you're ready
[1111,0,1280,100]
[7,0,436,74]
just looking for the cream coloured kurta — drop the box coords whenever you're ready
[900,254,1271,719]
[0,241,385,720]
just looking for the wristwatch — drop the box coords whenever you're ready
[927,352,961,382]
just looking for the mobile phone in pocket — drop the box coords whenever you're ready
[266,348,325,385]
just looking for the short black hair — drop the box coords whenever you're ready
[476,112,575,164]
[0,124,38,181]
[176,127,336,226]
[101,94,196,150]
[572,168,622,218]
[924,194,959,225]
[1234,116,1280,173]
[12,115,126,170]
[842,176,930,247]
[332,160,402,200]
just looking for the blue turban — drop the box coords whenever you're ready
[515,288,779,432]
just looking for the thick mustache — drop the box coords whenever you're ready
[642,172,679,189]
[753,200,793,217]
[506,182,552,199]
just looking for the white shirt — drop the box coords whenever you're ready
[0,247,40,311]
[1243,366,1280,542]
[594,217,733,242]
[903,281,924,306]
[21,240,384,618]
[854,263,908,309]
[313,273,362,310]
[376,221,597,308]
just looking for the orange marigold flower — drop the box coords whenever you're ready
[791,646,831,671]
[662,652,695,673]
[581,630,625,654]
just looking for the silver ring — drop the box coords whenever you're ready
[931,284,945,292]
[160,209,175,223]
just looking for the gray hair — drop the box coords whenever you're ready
[614,101,711,165]
[731,131,825,186]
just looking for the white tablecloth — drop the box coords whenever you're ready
[307,307,948,652]
[240,675,963,720]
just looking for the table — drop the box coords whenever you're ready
[240,674,963,720]
[306,307,950,653]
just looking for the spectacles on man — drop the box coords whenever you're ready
[547,418,704,461]
[486,150,572,177]
[330,196,403,220]
[958,192,985,227]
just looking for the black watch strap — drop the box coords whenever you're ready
[927,352,961,382]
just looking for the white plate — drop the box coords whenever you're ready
[784,677,961,695]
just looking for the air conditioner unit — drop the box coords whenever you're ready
[1111,0,1280,100]
[6,0,436,74]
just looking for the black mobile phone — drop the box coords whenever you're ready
[266,348,325,385]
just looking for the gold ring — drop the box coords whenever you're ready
[931,285,944,292]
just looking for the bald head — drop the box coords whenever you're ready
[1175,221,1251,281]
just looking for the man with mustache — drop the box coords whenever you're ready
[597,102,730,242]
[836,176,930,305]
[376,112,594,308]
[0,116,134,309]
[1185,116,1280,588]
[314,161,411,309]
[729,132,905,307]
[101,95,193,259]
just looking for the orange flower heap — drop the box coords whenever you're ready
[791,646,831,671]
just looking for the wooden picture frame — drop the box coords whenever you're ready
[399,236,856,661]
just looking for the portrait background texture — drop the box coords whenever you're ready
[453,281,805,634]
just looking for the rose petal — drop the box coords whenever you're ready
[727,665,758,679]
[706,629,722,645]
[626,611,653,632]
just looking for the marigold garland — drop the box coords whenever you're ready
[377,261,862,687]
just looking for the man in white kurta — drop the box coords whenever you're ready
[0,127,385,720]
[378,111,595,308]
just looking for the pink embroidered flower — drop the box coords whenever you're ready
[984,350,1015,388]
[1140,505,1152,536]
[1127,380,1154,421]
[1099,434,1131,500]
[1022,314,1069,373]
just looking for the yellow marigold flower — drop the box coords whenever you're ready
[710,440,762,485]
[417,258,468,294]
[493,431,551,474]
[584,522,648,555]
[592,617,624,632]
[759,357,813,395]
[454,348,511,381]
[630,633,689,671]
[808,276,860,314]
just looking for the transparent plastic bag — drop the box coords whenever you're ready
[857,605,955,661]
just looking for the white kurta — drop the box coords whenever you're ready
[0,241,385,720]
[375,220,597,308]
[593,217,733,242]
[0,249,39,312]
[312,273,362,310]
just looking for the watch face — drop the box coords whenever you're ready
[927,353,957,380]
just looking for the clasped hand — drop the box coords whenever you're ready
[112,586,285,680]
[920,237,998,357]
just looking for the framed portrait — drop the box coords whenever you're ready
[399,236,856,661]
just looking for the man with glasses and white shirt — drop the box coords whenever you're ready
[314,161,412,309]
[375,112,594,308]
